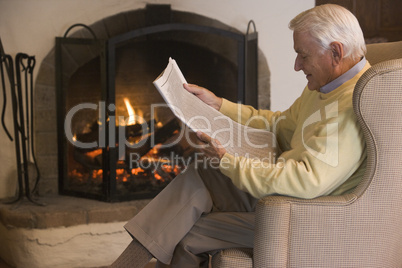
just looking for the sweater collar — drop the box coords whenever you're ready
[320,57,367,94]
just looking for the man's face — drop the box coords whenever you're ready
[293,31,335,91]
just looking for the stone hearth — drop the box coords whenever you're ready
[0,196,149,267]
[0,196,149,229]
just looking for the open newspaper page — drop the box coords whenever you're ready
[153,58,279,162]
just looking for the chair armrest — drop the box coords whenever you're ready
[258,193,358,206]
[253,194,357,268]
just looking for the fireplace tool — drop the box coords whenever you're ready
[0,37,43,206]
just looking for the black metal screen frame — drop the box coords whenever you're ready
[56,21,258,202]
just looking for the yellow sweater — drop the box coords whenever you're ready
[219,62,371,199]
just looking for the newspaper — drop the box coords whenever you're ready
[153,58,279,161]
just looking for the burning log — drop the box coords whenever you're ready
[125,119,157,138]
[73,148,103,170]
[75,119,157,150]
[125,118,182,162]
[72,117,183,170]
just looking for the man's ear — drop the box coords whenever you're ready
[330,42,344,65]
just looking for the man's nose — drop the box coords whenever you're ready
[294,56,302,72]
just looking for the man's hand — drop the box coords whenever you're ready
[196,131,227,160]
[183,83,223,111]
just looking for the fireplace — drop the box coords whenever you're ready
[53,5,259,202]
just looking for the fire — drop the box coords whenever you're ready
[124,98,136,125]
[124,98,144,125]
[69,99,189,191]
[154,172,163,181]
[91,169,103,179]
[162,165,173,173]
[151,145,160,155]
[116,169,125,176]
[85,148,102,158]
[131,167,144,175]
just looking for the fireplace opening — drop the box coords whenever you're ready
[54,5,259,202]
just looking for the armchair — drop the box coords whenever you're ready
[212,41,402,267]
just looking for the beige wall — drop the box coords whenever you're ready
[0,0,314,199]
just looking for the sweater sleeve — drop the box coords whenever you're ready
[218,94,366,199]
[219,97,301,152]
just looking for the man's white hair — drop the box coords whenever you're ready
[289,4,366,61]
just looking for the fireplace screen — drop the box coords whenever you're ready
[56,15,258,202]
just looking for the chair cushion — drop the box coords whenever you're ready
[366,41,402,65]
[211,248,253,268]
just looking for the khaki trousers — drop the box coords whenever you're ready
[124,163,257,267]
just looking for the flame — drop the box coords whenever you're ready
[154,172,163,181]
[173,165,181,175]
[151,146,159,155]
[131,167,144,175]
[124,98,136,125]
[85,148,102,158]
[137,109,144,124]
[162,165,173,173]
[124,98,145,125]
[151,144,162,155]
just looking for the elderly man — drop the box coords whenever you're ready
[111,4,370,268]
